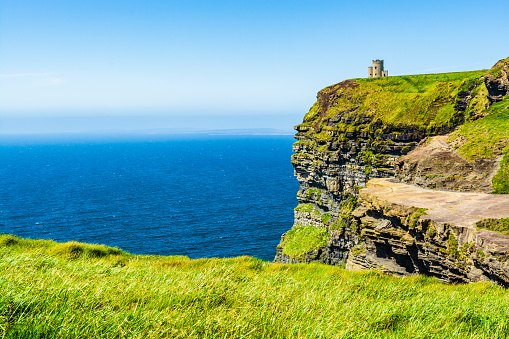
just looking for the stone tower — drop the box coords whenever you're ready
[368,59,388,78]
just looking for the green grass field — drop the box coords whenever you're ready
[2,234,509,338]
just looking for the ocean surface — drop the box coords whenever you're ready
[0,134,298,261]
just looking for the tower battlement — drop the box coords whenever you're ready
[368,60,388,78]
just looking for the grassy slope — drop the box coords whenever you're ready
[452,97,509,159]
[451,96,509,193]
[2,235,509,338]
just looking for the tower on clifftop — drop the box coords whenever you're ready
[368,59,388,78]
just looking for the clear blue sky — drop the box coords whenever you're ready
[0,0,508,133]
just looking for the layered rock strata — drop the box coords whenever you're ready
[349,178,509,285]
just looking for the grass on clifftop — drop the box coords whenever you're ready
[354,71,485,129]
[302,70,486,133]
[3,234,509,338]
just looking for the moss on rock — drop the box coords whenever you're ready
[475,218,509,235]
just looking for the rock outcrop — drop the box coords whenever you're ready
[485,57,509,104]
[275,57,509,285]
[395,135,502,193]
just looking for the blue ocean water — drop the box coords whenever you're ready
[0,135,298,261]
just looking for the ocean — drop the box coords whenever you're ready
[0,134,298,261]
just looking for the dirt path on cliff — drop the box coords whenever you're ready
[362,178,509,229]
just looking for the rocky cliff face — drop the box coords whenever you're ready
[275,57,509,285]
[274,81,423,266]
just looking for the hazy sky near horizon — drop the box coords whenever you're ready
[1,0,508,132]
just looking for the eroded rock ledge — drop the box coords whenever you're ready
[348,178,509,285]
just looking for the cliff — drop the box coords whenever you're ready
[275,57,509,285]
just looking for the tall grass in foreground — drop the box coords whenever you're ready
[1,234,509,338]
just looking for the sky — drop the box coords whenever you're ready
[0,0,508,134]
